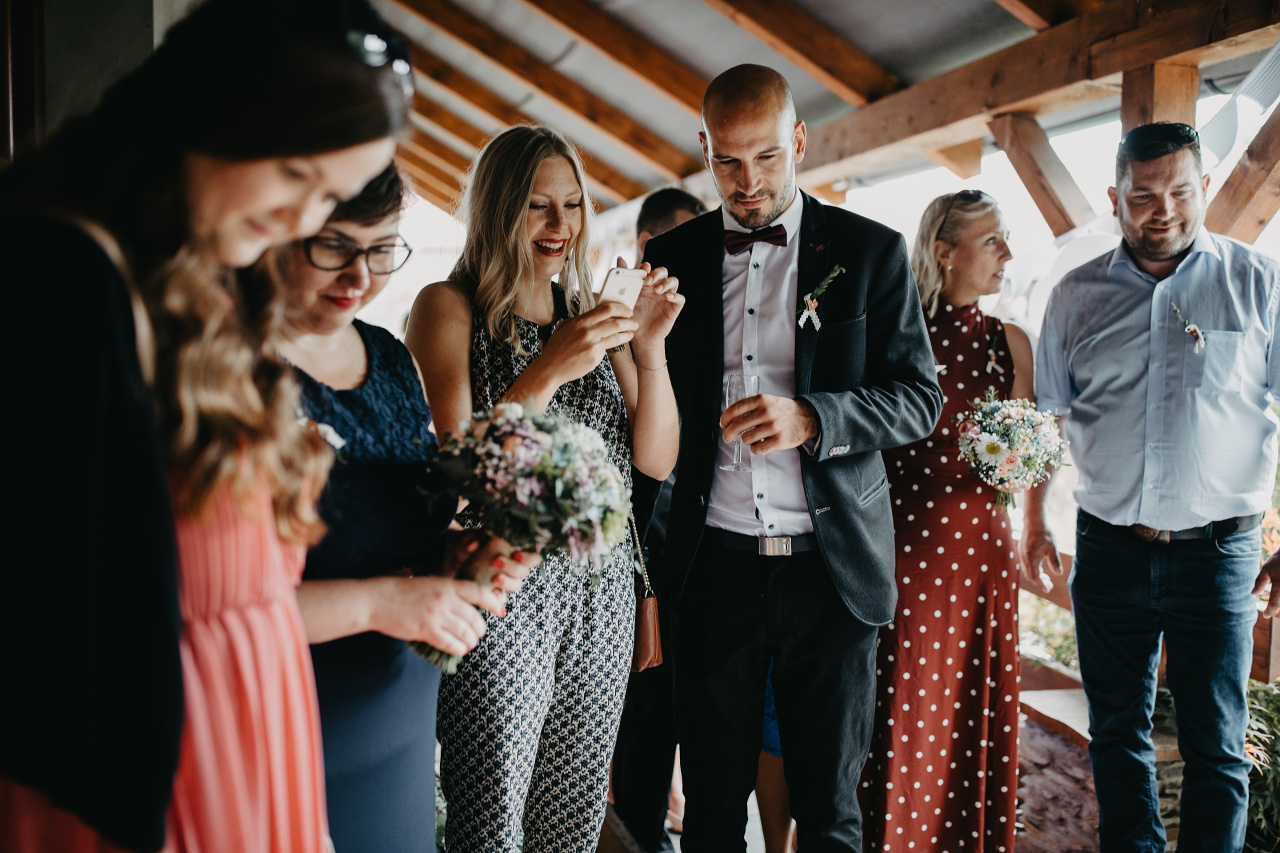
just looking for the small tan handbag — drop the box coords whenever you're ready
[630,516,663,672]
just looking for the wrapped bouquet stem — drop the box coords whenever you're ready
[955,390,1067,510]
[410,402,630,673]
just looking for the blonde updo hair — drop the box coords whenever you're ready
[910,190,999,318]
[451,124,595,353]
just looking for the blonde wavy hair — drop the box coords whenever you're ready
[451,125,595,353]
[148,245,331,545]
[910,190,999,318]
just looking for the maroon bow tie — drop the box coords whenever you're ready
[723,224,787,255]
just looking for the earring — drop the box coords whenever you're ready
[947,265,953,271]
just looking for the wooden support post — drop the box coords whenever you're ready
[925,139,986,179]
[1205,105,1280,244]
[989,112,1096,236]
[1120,61,1199,135]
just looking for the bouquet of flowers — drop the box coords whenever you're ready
[955,390,1066,510]
[410,402,631,672]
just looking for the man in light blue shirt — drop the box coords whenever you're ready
[1023,122,1280,852]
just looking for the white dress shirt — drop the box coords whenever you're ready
[706,195,814,537]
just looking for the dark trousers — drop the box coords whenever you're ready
[612,658,678,853]
[669,530,879,853]
[1071,510,1258,853]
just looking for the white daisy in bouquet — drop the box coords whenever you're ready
[410,402,631,672]
[956,390,1066,510]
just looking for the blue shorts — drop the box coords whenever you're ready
[762,661,781,757]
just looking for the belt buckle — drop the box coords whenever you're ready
[1131,524,1171,544]
[760,536,792,557]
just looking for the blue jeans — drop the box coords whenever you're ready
[1070,510,1258,853]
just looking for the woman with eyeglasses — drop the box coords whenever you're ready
[271,164,538,853]
[0,1,411,851]
[857,190,1032,853]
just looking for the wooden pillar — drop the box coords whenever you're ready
[1205,105,1280,243]
[1120,62,1200,136]
[989,112,1096,236]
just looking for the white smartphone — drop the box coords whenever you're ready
[596,267,647,310]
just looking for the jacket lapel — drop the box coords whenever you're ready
[794,192,830,397]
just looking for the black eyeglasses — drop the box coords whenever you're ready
[935,189,988,242]
[302,235,413,275]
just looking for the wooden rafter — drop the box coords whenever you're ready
[403,127,471,179]
[409,48,649,203]
[991,0,1106,32]
[390,0,702,180]
[1205,105,1280,243]
[413,92,487,150]
[925,139,985,179]
[398,158,457,211]
[989,113,1095,236]
[799,0,1280,186]
[397,144,461,199]
[509,0,708,117]
[1119,61,1199,135]
[701,0,898,106]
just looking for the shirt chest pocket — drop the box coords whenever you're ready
[1181,329,1244,394]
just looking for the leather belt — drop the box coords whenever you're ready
[718,529,818,556]
[1129,512,1263,544]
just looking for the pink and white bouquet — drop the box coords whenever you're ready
[410,402,630,672]
[955,390,1066,510]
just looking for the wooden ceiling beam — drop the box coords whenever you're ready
[701,0,898,106]
[399,160,458,212]
[397,144,462,197]
[989,112,1096,236]
[925,139,985,179]
[1119,61,1199,135]
[391,0,701,180]
[403,127,471,179]
[1205,105,1280,244]
[409,50,649,203]
[799,0,1280,186]
[509,0,707,117]
[413,92,488,150]
[991,0,1106,32]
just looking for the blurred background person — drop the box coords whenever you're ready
[0,1,409,850]
[613,186,706,853]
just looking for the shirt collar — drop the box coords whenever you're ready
[1108,228,1220,281]
[720,190,805,245]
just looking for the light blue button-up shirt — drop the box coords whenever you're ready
[1036,230,1280,530]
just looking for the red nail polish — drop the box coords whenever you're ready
[499,608,508,617]
[512,551,524,560]
[493,557,506,569]
[493,576,505,587]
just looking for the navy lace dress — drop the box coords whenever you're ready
[296,319,454,853]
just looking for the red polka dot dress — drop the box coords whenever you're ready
[858,300,1020,853]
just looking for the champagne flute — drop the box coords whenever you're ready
[719,373,759,472]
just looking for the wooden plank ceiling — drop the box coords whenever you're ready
[379,0,1280,239]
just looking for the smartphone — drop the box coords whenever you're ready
[596,267,647,310]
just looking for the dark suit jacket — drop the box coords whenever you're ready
[642,192,942,626]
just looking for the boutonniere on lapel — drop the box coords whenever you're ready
[1170,302,1207,353]
[798,264,845,331]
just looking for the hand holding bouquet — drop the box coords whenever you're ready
[410,402,631,672]
[955,390,1066,510]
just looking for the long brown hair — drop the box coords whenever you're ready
[451,125,595,353]
[0,0,410,541]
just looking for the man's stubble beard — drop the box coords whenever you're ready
[721,173,796,230]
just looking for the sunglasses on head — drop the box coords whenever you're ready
[935,189,989,242]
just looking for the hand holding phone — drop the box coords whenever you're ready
[596,267,647,310]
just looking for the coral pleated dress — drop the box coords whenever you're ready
[859,300,1021,853]
[168,485,329,853]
